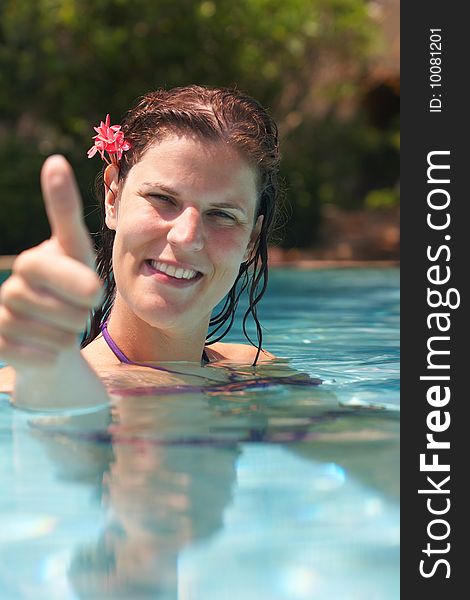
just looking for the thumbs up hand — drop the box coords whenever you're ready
[0,155,103,369]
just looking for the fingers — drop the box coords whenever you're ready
[0,274,91,332]
[0,306,77,350]
[41,155,95,267]
[0,244,103,369]
[0,275,90,368]
[0,334,58,368]
[0,155,103,371]
[0,298,78,369]
[13,244,103,307]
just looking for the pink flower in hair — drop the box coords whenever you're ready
[87,114,131,164]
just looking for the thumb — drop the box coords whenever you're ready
[41,155,95,267]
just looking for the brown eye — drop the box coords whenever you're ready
[149,194,174,204]
[209,210,237,222]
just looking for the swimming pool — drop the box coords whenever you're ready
[0,267,399,599]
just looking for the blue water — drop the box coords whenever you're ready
[0,267,399,599]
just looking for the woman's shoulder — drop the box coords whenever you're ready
[82,334,275,366]
[81,335,121,368]
[207,342,275,363]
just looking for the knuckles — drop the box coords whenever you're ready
[0,308,10,334]
[0,275,25,308]
[0,334,12,359]
[12,247,42,276]
[81,271,103,305]
[0,245,101,361]
[0,305,78,350]
[0,229,99,369]
[8,245,103,307]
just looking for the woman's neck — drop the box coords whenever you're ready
[107,298,210,364]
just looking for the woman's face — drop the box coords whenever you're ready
[105,134,261,332]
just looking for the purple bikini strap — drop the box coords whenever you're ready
[100,321,133,364]
[100,321,209,371]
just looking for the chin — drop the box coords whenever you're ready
[132,299,201,331]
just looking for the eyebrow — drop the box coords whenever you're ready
[141,182,180,196]
[140,182,248,214]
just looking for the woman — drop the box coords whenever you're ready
[0,85,280,409]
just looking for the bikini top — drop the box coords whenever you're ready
[100,321,210,372]
[100,322,323,391]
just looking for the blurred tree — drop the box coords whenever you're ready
[0,0,397,253]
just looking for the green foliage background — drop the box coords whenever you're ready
[0,0,399,254]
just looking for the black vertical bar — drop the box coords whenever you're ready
[401,2,467,596]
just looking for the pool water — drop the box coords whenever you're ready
[0,267,399,600]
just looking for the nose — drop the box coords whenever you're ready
[166,207,204,252]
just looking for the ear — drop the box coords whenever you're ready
[244,215,264,261]
[104,164,120,230]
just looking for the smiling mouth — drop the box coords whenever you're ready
[146,260,202,281]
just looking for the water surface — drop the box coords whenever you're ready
[0,267,399,599]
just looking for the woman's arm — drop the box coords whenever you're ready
[0,155,109,411]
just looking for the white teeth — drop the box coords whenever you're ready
[151,261,199,280]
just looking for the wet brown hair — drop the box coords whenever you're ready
[81,85,281,364]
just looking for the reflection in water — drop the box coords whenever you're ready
[69,443,239,599]
[5,361,399,599]
[32,387,243,599]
